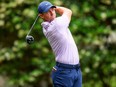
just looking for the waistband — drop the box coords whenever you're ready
[56,62,80,69]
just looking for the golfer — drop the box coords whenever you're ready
[38,1,82,87]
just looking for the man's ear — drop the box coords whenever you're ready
[49,8,54,16]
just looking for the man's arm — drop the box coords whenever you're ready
[55,6,72,21]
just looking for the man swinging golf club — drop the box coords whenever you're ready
[38,1,82,87]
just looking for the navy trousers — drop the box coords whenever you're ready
[51,62,82,87]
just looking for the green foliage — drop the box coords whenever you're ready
[0,0,116,87]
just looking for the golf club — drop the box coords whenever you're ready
[26,15,39,44]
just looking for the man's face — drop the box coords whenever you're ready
[39,8,56,22]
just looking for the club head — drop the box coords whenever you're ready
[26,35,34,44]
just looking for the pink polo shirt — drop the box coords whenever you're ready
[41,14,79,65]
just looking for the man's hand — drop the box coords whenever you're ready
[55,6,72,21]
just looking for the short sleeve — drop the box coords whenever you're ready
[56,14,70,28]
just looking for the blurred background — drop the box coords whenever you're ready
[0,0,116,87]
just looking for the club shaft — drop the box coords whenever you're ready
[27,16,39,36]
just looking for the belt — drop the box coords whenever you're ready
[56,62,80,69]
